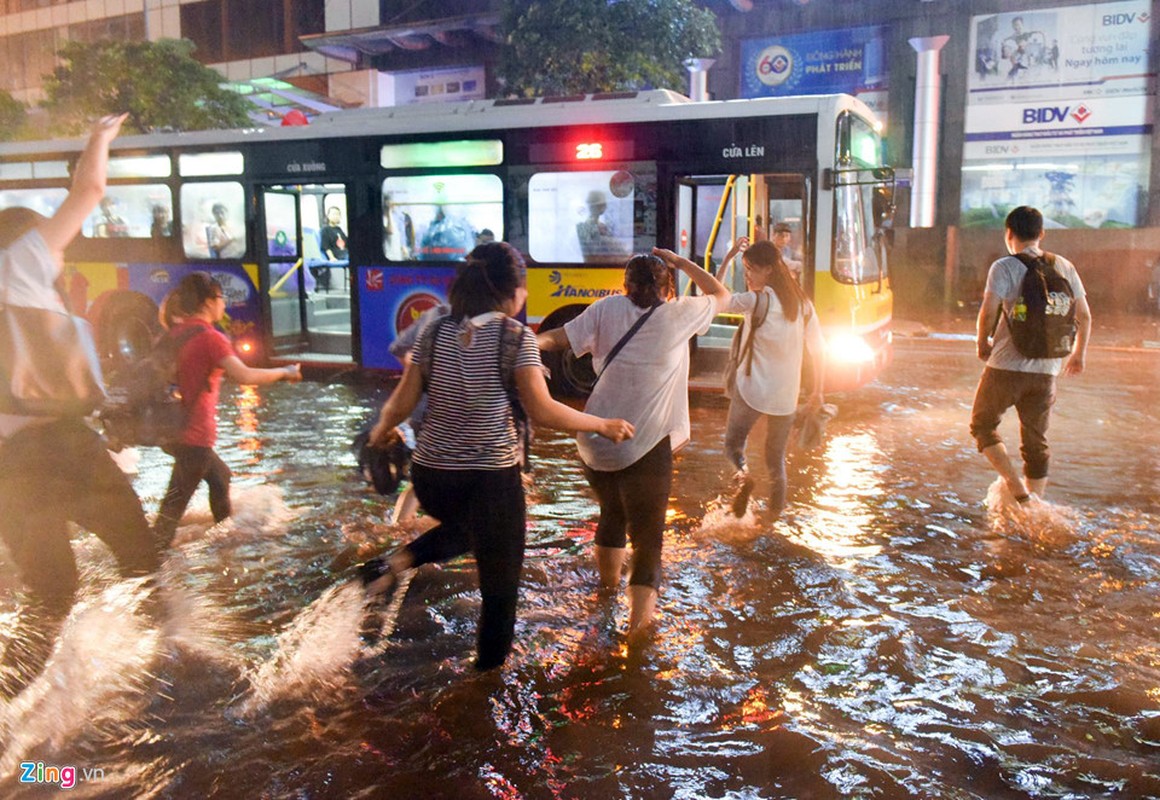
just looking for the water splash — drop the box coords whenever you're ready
[985,477,1078,546]
[0,580,162,780]
[170,483,300,547]
[233,582,366,717]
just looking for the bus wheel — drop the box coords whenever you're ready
[539,305,596,398]
[88,290,161,373]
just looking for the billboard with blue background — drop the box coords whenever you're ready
[740,25,889,123]
[357,265,456,370]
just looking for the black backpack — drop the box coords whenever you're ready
[1004,252,1077,359]
[99,326,203,449]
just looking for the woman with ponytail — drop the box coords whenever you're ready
[538,248,730,637]
[366,242,633,672]
[719,237,825,520]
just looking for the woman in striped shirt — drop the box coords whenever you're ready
[366,242,633,671]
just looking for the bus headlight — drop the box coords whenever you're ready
[826,331,876,364]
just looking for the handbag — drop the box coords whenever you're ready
[0,302,107,417]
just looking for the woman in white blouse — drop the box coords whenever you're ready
[721,237,825,520]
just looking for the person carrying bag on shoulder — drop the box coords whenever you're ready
[0,114,163,698]
[718,237,826,521]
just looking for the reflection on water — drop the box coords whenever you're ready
[0,339,1158,797]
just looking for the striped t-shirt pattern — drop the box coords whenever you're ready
[412,315,542,470]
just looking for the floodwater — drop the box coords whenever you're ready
[1,333,1158,799]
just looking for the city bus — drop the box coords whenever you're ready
[0,90,894,394]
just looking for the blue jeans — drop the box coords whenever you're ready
[723,397,796,516]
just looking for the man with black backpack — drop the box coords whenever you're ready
[970,205,1091,505]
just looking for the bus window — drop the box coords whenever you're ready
[83,185,172,239]
[107,155,171,179]
[265,192,299,258]
[0,187,68,219]
[381,174,502,262]
[182,182,245,259]
[833,181,881,284]
[179,151,245,177]
[524,167,656,264]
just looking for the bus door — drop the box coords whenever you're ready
[761,173,812,294]
[675,172,811,388]
[258,184,353,364]
[674,174,750,387]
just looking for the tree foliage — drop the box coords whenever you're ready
[0,90,27,141]
[498,0,721,97]
[41,38,252,135]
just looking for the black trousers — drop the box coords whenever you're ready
[583,436,672,590]
[0,419,158,612]
[154,444,232,548]
[407,462,525,671]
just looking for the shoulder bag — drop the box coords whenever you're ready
[0,302,106,417]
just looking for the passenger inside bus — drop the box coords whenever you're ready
[207,202,243,259]
[772,222,803,280]
[313,205,348,291]
[418,204,474,261]
[94,196,129,238]
[576,190,629,262]
[151,204,172,238]
[383,193,414,260]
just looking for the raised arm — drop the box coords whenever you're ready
[652,247,731,312]
[39,114,128,255]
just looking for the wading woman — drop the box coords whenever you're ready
[537,248,730,637]
[365,242,633,672]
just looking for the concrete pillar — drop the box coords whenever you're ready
[684,58,716,102]
[908,36,949,228]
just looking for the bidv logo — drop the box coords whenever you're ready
[1021,103,1092,125]
[1102,11,1149,24]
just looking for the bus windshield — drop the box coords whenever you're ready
[833,112,889,285]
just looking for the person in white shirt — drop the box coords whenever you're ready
[0,114,161,698]
[538,249,730,638]
[720,237,825,520]
[970,205,1091,503]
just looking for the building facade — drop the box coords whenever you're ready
[1,0,1157,311]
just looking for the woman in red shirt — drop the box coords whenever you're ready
[153,273,301,547]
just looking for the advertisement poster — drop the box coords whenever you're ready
[961,1,1154,229]
[739,25,888,124]
[357,266,455,370]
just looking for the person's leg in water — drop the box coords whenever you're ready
[154,445,219,548]
[761,412,796,519]
[584,466,629,591]
[0,420,157,696]
[201,448,232,525]
[970,368,1032,503]
[466,466,525,670]
[393,485,421,526]
[1014,374,1056,500]
[621,439,672,638]
[723,398,761,516]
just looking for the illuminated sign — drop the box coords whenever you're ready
[529,139,634,163]
[380,140,503,169]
